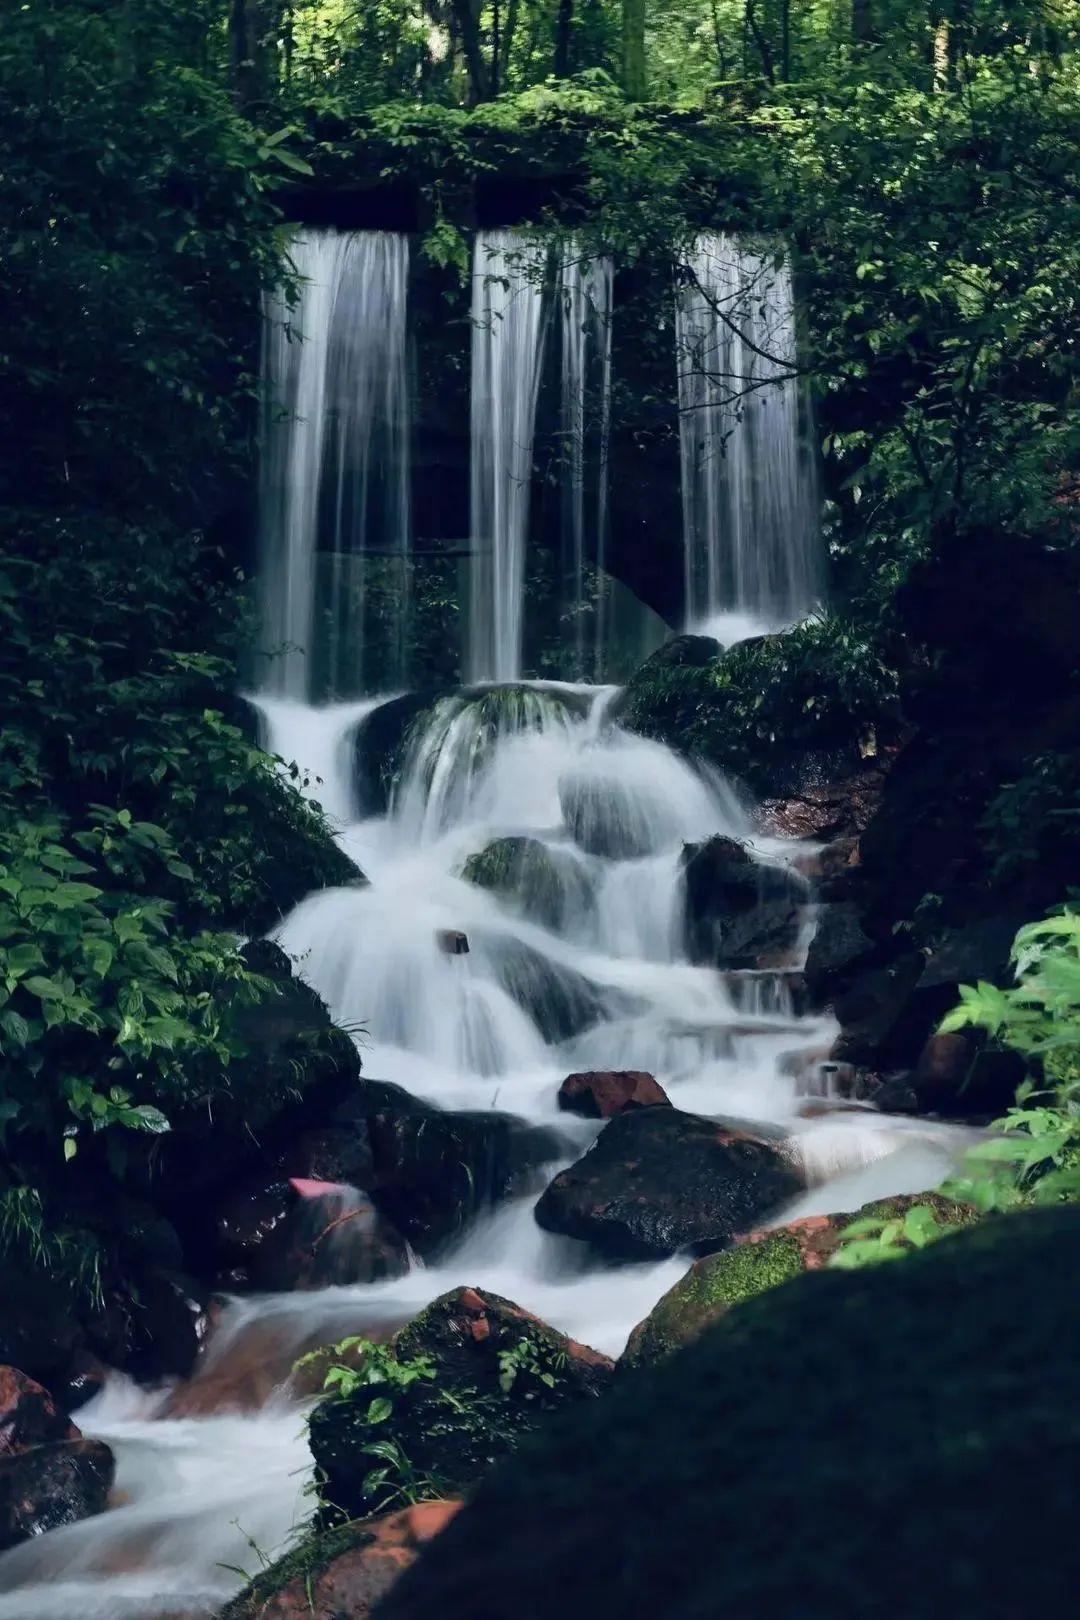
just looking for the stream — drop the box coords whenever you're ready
[0,682,973,1619]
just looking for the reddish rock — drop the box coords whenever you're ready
[0,1366,78,1456]
[0,1438,115,1551]
[220,1500,464,1619]
[394,1287,614,1395]
[756,759,892,842]
[558,1070,671,1119]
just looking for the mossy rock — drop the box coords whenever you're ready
[622,1193,976,1368]
[379,1207,1080,1620]
[461,836,591,930]
[309,1288,612,1523]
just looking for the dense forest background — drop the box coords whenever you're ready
[1,0,1078,1332]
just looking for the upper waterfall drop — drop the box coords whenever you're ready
[675,234,822,635]
[468,229,548,685]
[257,229,411,701]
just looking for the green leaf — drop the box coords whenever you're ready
[366,1397,393,1425]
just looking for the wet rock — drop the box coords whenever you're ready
[436,928,470,954]
[755,753,891,842]
[487,938,619,1041]
[0,1366,78,1455]
[0,1438,115,1552]
[0,1262,85,1391]
[559,767,663,859]
[621,1194,975,1368]
[54,1352,108,1417]
[212,1175,409,1291]
[535,1107,801,1261]
[218,1500,464,1620]
[462,836,592,930]
[682,838,804,968]
[803,902,879,1004]
[310,1288,612,1520]
[830,952,926,1068]
[557,1070,671,1119]
[365,1105,561,1257]
[122,1269,205,1382]
[378,1208,1080,1620]
[353,690,446,814]
[874,1034,1024,1120]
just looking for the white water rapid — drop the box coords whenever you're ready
[675,233,822,632]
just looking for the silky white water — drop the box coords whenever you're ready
[676,233,822,628]
[468,230,548,684]
[559,244,614,678]
[258,230,411,700]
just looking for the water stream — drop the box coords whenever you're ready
[0,688,973,1619]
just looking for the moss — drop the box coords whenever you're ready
[217,1518,376,1619]
[616,618,901,794]
[622,1233,805,1367]
[380,1207,1080,1620]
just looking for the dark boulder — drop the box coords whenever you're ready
[874,1033,1024,1120]
[218,1501,464,1620]
[830,952,926,1068]
[0,1373,115,1552]
[682,838,805,968]
[557,1070,671,1119]
[0,1263,85,1391]
[755,751,891,841]
[534,1107,801,1261]
[486,937,618,1040]
[803,902,880,1004]
[212,1175,409,1291]
[377,1208,1080,1620]
[353,691,445,815]
[309,1288,612,1521]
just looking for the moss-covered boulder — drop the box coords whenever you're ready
[218,1501,463,1620]
[378,1207,1080,1620]
[462,836,592,930]
[622,1193,976,1368]
[308,1288,612,1522]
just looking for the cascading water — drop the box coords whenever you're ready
[558,244,614,678]
[675,233,822,638]
[467,229,548,684]
[1,233,973,1620]
[257,229,411,700]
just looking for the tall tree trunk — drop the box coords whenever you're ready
[852,0,875,44]
[622,0,647,99]
[745,0,775,82]
[780,0,790,79]
[452,0,490,103]
[555,0,574,77]
[230,0,281,109]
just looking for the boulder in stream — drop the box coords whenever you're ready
[462,836,592,929]
[557,1069,671,1119]
[309,1287,612,1522]
[682,836,805,968]
[534,1107,801,1260]
[621,1193,976,1368]
[0,1366,114,1552]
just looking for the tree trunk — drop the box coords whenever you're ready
[452,0,490,103]
[555,0,574,77]
[745,0,775,82]
[852,0,875,44]
[229,0,281,109]
[622,0,647,99]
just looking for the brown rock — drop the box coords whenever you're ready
[220,1500,464,1619]
[0,1366,78,1456]
[557,1070,671,1119]
[437,930,470,955]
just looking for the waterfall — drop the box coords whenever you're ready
[257,229,411,701]
[468,229,547,685]
[675,234,821,636]
[559,245,614,679]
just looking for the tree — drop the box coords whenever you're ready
[555,0,575,75]
[622,0,647,97]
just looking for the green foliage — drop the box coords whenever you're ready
[618,615,900,787]
[981,752,1080,887]
[832,913,1080,1269]
[496,1334,568,1394]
